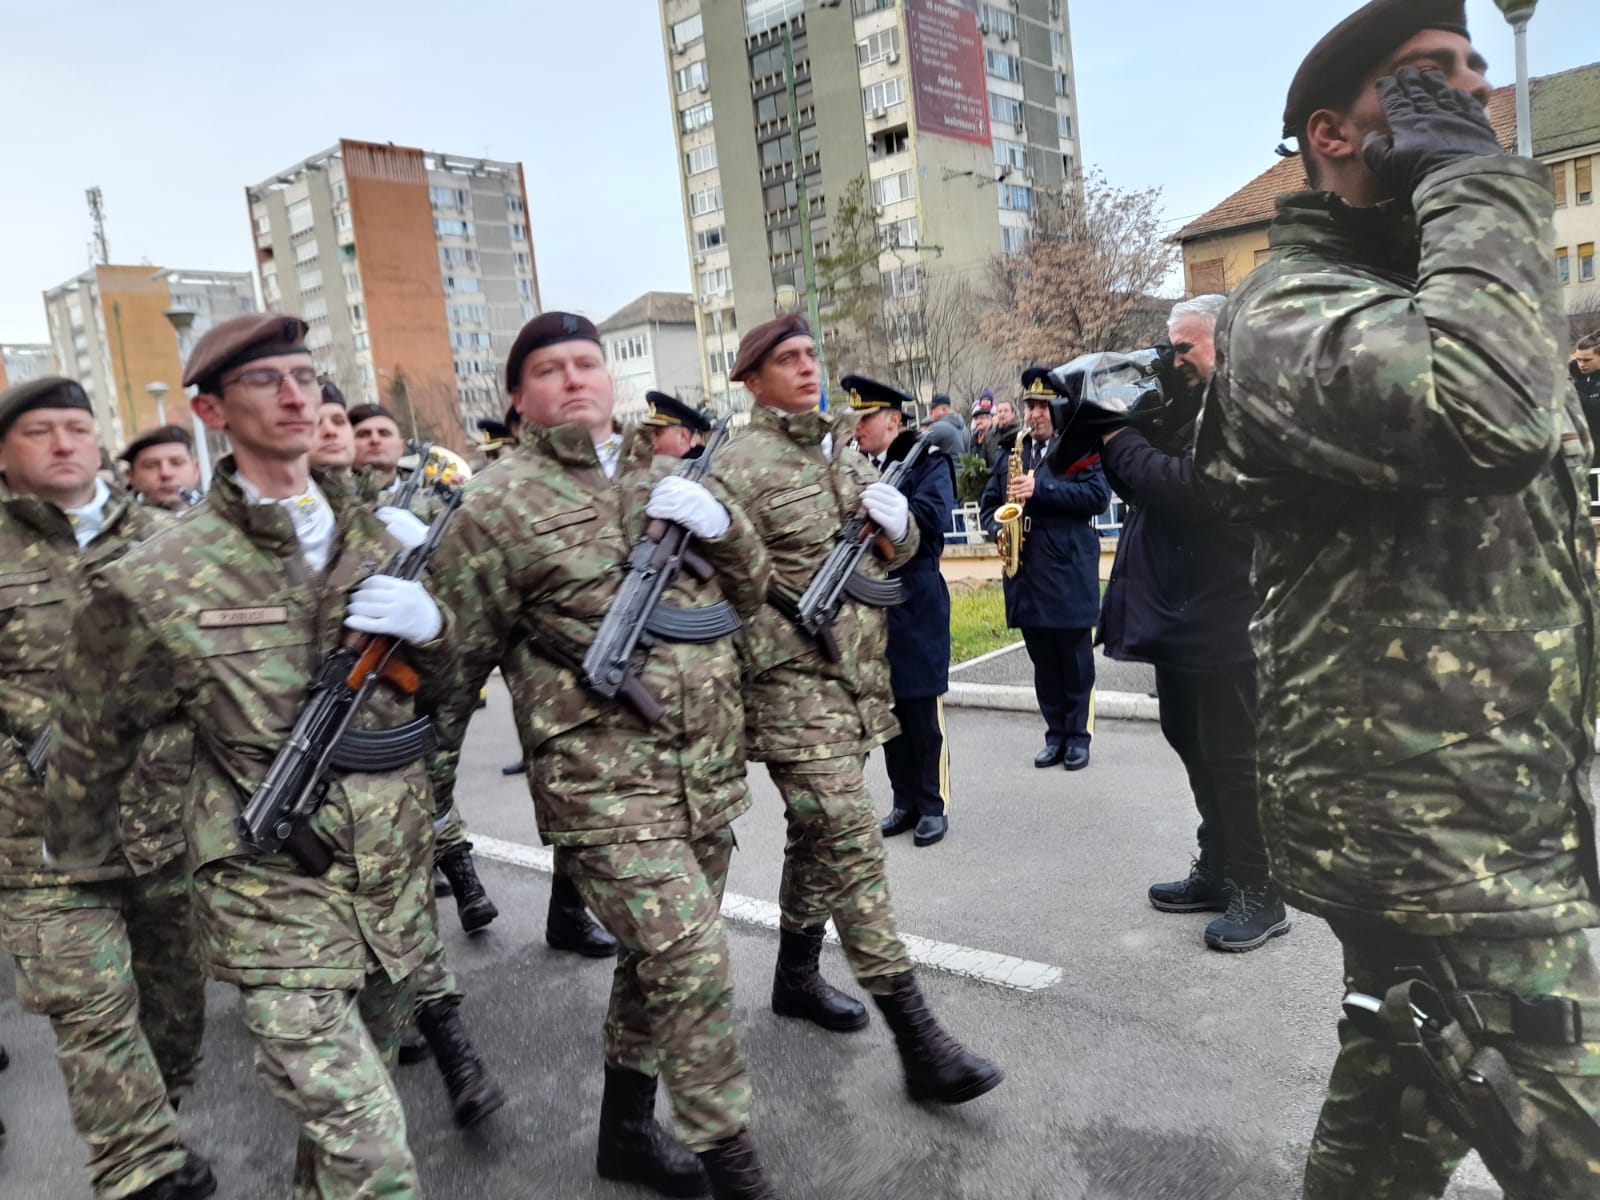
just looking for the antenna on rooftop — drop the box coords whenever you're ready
[86,187,109,265]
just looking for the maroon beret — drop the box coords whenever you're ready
[505,311,600,391]
[183,313,310,393]
[729,313,811,383]
[1283,0,1469,139]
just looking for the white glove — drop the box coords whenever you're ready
[374,506,429,551]
[862,482,909,543]
[647,475,731,540]
[344,575,443,645]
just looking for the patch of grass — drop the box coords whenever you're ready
[948,582,1015,664]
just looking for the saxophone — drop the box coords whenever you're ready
[994,426,1030,578]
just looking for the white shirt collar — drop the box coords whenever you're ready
[63,477,112,547]
[235,471,337,573]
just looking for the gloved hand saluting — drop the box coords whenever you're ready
[863,481,909,543]
[374,506,429,551]
[1361,66,1503,199]
[345,576,443,645]
[647,475,731,540]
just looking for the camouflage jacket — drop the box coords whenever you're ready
[1195,155,1600,937]
[714,404,918,763]
[430,424,770,846]
[0,485,186,888]
[45,458,456,987]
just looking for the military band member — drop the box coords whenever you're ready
[640,391,711,460]
[46,314,457,1197]
[0,377,212,1200]
[119,425,202,512]
[1198,2,1600,1194]
[845,377,958,848]
[716,314,1002,1105]
[980,373,1109,771]
[431,312,781,1199]
[474,417,515,463]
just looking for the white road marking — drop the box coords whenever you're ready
[471,832,1064,994]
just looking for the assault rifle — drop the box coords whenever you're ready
[390,443,435,512]
[581,417,738,724]
[792,431,932,659]
[238,490,462,875]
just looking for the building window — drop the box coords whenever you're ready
[440,247,478,268]
[682,102,714,133]
[708,350,726,376]
[745,0,804,36]
[434,218,475,238]
[299,268,323,292]
[1578,158,1593,204]
[761,137,795,168]
[979,5,1014,39]
[686,143,719,175]
[671,13,703,48]
[985,50,1021,82]
[1058,111,1073,141]
[1191,258,1226,294]
[862,76,905,114]
[689,185,724,216]
[879,217,918,248]
[999,183,1033,212]
[302,298,328,320]
[350,303,365,324]
[1054,71,1070,98]
[288,199,314,236]
[676,61,709,93]
[506,194,524,215]
[872,170,914,206]
[989,93,1024,128]
[1051,30,1066,61]
[295,241,319,265]
[699,266,733,296]
[695,226,727,253]
[994,138,1028,171]
[336,210,352,233]
[1557,247,1570,283]
[517,279,534,300]
[510,223,527,242]
[857,28,899,67]
[514,251,532,271]
[853,0,893,14]
[353,332,370,352]
[447,303,488,323]
[1001,225,1029,255]
[1581,243,1596,282]
[1552,163,1568,206]
[883,264,923,298]
[444,275,481,294]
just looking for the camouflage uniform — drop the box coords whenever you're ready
[0,484,206,1199]
[1196,154,1600,1196]
[430,424,770,1150]
[714,404,918,990]
[46,459,456,1199]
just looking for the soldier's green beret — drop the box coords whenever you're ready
[505,311,600,392]
[1283,0,1469,140]
[642,391,712,433]
[840,375,911,415]
[730,313,811,383]
[182,313,310,395]
[0,376,92,440]
[120,424,193,465]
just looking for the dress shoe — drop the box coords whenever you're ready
[912,815,946,847]
[880,808,917,837]
[1033,744,1065,768]
[1062,746,1090,771]
[501,760,526,775]
[771,926,868,1031]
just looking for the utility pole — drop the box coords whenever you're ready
[86,187,109,265]
[1494,0,1539,157]
[782,20,827,395]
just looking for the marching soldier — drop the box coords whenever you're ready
[844,377,958,848]
[1197,2,1600,1194]
[347,402,408,491]
[46,314,456,1197]
[310,378,356,473]
[640,390,711,460]
[979,373,1109,771]
[0,377,212,1199]
[430,311,782,1198]
[715,314,1002,1104]
[119,425,202,512]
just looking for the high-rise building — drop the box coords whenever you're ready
[659,0,1081,404]
[246,140,540,451]
[0,343,53,393]
[41,265,257,451]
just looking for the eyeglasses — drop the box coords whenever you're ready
[223,366,319,398]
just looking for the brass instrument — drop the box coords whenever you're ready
[994,426,1030,578]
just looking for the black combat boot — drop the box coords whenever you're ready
[415,998,507,1127]
[128,1150,217,1199]
[595,1064,709,1197]
[437,848,499,933]
[871,973,1004,1104]
[1204,878,1291,952]
[696,1130,779,1200]
[432,866,452,897]
[770,926,868,1032]
[398,1025,431,1065]
[1147,854,1228,913]
[547,873,619,957]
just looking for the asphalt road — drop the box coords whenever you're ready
[949,641,1157,698]
[1,679,1512,1200]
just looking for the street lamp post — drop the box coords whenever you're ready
[144,381,169,426]
[1494,0,1539,157]
[163,307,212,493]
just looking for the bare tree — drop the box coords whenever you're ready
[981,170,1177,368]
[816,174,892,380]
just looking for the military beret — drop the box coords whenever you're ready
[1283,0,1469,139]
[0,376,92,441]
[841,375,911,415]
[1019,367,1062,402]
[729,313,811,383]
[347,403,399,430]
[318,377,346,408]
[120,424,193,465]
[504,311,600,392]
[642,391,712,433]
[182,313,309,393]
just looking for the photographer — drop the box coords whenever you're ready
[1097,296,1288,953]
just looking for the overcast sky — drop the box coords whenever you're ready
[2,0,1596,344]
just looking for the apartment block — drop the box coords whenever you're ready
[246,140,540,450]
[0,343,53,393]
[41,266,256,452]
[659,0,1082,403]
[598,291,705,421]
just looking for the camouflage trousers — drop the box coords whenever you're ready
[0,863,203,1198]
[239,968,420,1200]
[433,807,469,862]
[411,892,461,1012]
[1305,925,1600,1200]
[564,827,752,1151]
[770,755,912,994]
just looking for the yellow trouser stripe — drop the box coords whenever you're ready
[936,695,951,817]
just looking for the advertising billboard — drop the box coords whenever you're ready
[905,0,993,147]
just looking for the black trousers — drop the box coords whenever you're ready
[1153,661,1268,886]
[1020,626,1095,749]
[884,696,949,818]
